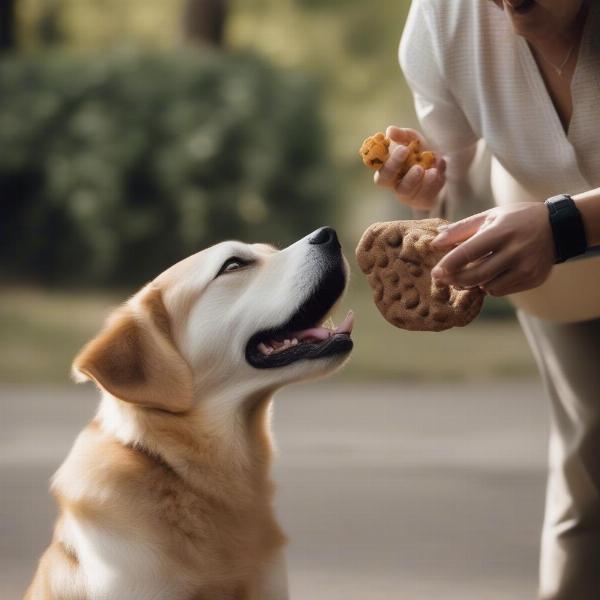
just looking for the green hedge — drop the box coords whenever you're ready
[0,49,336,285]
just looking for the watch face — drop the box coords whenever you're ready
[546,194,571,207]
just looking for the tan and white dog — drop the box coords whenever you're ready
[26,226,354,600]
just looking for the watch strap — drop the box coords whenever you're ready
[545,194,588,263]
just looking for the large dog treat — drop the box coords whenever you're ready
[355,219,485,332]
[359,133,436,174]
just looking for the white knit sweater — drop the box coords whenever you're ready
[400,0,600,322]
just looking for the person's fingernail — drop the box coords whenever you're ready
[431,233,447,247]
[437,224,448,232]
[392,145,409,160]
[405,166,424,185]
[431,266,446,279]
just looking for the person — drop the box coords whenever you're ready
[376,1,600,598]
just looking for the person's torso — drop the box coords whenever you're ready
[431,0,600,198]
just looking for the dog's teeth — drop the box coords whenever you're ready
[275,339,292,352]
[259,336,301,355]
[258,342,273,355]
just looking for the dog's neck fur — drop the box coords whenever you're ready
[96,387,278,497]
[42,388,286,599]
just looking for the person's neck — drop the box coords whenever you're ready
[524,4,587,67]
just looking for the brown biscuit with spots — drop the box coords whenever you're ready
[355,219,485,332]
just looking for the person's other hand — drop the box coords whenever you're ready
[374,126,446,211]
[430,202,555,296]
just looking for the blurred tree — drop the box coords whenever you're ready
[182,0,229,47]
[38,0,62,45]
[228,0,416,163]
[0,0,17,50]
[0,50,337,286]
[11,0,417,163]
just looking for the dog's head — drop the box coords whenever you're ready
[73,227,353,413]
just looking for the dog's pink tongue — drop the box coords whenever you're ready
[293,310,354,341]
[294,327,332,342]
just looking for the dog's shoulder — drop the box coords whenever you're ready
[49,422,191,567]
[51,421,166,516]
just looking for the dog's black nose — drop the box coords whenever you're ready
[308,227,340,248]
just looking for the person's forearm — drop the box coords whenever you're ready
[573,187,600,247]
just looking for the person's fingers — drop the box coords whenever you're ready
[436,156,447,174]
[393,164,425,197]
[415,167,444,201]
[374,144,411,187]
[443,251,513,288]
[410,159,446,208]
[481,255,551,296]
[432,212,489,249]
[432,228,501,278]
[481,270,523,297]
[385,126,424,146]
[400,169,441,210]
[375,126,444,205]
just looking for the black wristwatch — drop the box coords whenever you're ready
[545,194,588,263]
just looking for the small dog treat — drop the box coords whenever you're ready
[355,219,485,332]
[359,132,390,170]
[359,133,437,174]
[401,139,436,176]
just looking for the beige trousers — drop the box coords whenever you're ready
[518,312,600,600]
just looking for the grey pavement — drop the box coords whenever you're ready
[1,380,549,599]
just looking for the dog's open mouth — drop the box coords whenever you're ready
[245,265,354,369]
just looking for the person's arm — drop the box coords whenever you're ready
[430,187,600,297]
[376,0,481,214]
[574,188,600,246]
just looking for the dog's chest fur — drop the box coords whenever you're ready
[39,400,286,599]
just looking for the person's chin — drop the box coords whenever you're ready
[506,0,538,16]
[502,1,549,37]
[489,0,537,11]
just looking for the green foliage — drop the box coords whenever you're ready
[0,49,336,285]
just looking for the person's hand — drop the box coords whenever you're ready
[430,202,555,296]
[374,125,446,211]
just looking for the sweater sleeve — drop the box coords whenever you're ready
[399,0,490,219]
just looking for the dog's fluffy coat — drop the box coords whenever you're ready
[26,232,351,600]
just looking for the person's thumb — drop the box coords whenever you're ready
[432,212,488,249]
[385,126,424,146]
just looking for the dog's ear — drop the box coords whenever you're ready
[72,286,194,412]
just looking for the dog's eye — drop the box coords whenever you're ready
[217,257,251,277]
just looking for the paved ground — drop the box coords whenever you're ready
[1,380,549,599]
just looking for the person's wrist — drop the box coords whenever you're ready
[545,194,588,263]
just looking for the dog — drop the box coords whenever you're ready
[26,226,354,600]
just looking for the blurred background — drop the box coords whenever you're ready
[0,1,547,598]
